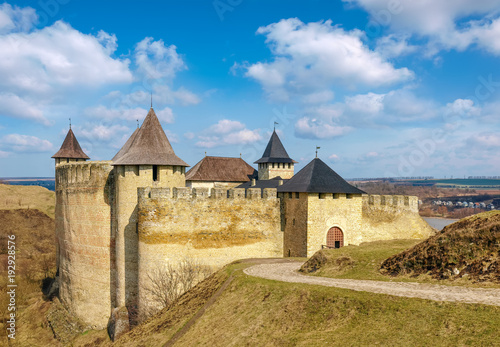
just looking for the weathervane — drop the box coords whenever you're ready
[315,146,320,158]
[137,119,139,128]
[69,118,71,129]
[274,121,278,130]
[150,91,153,108]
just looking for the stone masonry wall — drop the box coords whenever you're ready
[281,192,308,257]
[55,161,114,329]
[114,165,185,312]
[360,194,434,243]
[307,193,364,258]
[137,187,282,315]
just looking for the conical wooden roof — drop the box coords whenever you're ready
[278,158,365,194]
[112,127,139,162]
[112,108,188,166]
[51,128,89,159]
[255,130,296,164]
[186,156,257,182]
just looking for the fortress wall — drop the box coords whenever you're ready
[55,161,114,329]
[360,194,434,242]
[114,165,185,311]
[281,192,308,257]
[137,187,282,315]
[306,193,364,257]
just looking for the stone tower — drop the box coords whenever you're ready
[51,128,89,165]
[255,130,296,180]
[111,107,189,313]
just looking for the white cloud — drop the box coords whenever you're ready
[0,93,49,125]
[208,119,246,134]
[105,84,200,108]
[444,99,480,118]
[375,34,417,58]
[0,3,37,34]
[466,132,500,148]
[328,154,339,160]
[84,105,174,124]
[134,37,186,80]
[195,120,262,148]
[0,150,9,158]
[79,124,130,142]
[295,117,352,139]
[184,132,195,140]
[0,21,132,96]
[0,134,53,152]
[345,0,500,55]
[245,18,413,101]
[301,90,335,104]
[345,92,385,115]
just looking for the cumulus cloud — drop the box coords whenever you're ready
[84,105,174,124]
[345,0,500,55]
[134,37,186,80]
[245,18,413,101]
[0,3,37,34]
[195,119,262,148]
[375,34,417,58]
[79,124,130,143]
[0,134,53,152]
[0,93,49,125]
[0,21,132,96]
[295,117,352,139]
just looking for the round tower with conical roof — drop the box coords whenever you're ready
[255,130,297,180]
[51,128,90,165]
[111,107,189,314]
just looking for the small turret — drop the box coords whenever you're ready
[51,127,89,165]
[255,130,297,180]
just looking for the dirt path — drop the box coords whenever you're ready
[244,262,500,307]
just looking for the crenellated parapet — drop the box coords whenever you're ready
[137,187,278,202]
[363,194,419,213]
[55,160,113,189]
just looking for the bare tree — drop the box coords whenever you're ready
[141,258,212,320]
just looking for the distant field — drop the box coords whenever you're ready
[406,179,500,187]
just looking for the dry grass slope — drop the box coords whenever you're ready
[0,183,55,218]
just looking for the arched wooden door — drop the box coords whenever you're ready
[326,227,344,248]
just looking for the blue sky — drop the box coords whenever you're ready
[0,0,499,178]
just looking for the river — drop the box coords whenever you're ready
[423,217,459,230]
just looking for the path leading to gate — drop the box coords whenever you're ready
[244,262,500,307]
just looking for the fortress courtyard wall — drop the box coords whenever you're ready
[136,187,282,315]
[55,161,114,329]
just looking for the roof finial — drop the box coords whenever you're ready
[274,121,278,131]
[69,118,71,129]
[150,91,153,108]
[205,151,207,157]
[240,153,242,158]
[137,119,139,128]
[315,146,320,158]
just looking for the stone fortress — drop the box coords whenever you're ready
[51,107,433,330]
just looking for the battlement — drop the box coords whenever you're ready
[55,160,113,188]
[362,194,418,213]
[138,187,278,202]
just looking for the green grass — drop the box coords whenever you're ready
[304,239,500,288]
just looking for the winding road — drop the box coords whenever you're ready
[244,261,500,307]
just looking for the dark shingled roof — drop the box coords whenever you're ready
[254,130,297,164]
[112,127,139,162]
[277,158,366,194]
[51,128,89,159]
[113,108,188,166]
[186,156,257,182]
[236,176,289,190]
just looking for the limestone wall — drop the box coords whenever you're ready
[55,161,114,329]
[360,194,433,243]
[137,187,282,315]
[114,165,185,311]
[304,193,433,258]
[281,192,308,257]
[307,193,364,257]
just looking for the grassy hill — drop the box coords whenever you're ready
[0,183,55,218]
[380,211,500,283]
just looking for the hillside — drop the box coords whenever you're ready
[380,211,500,282]
[0,183,55,218]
